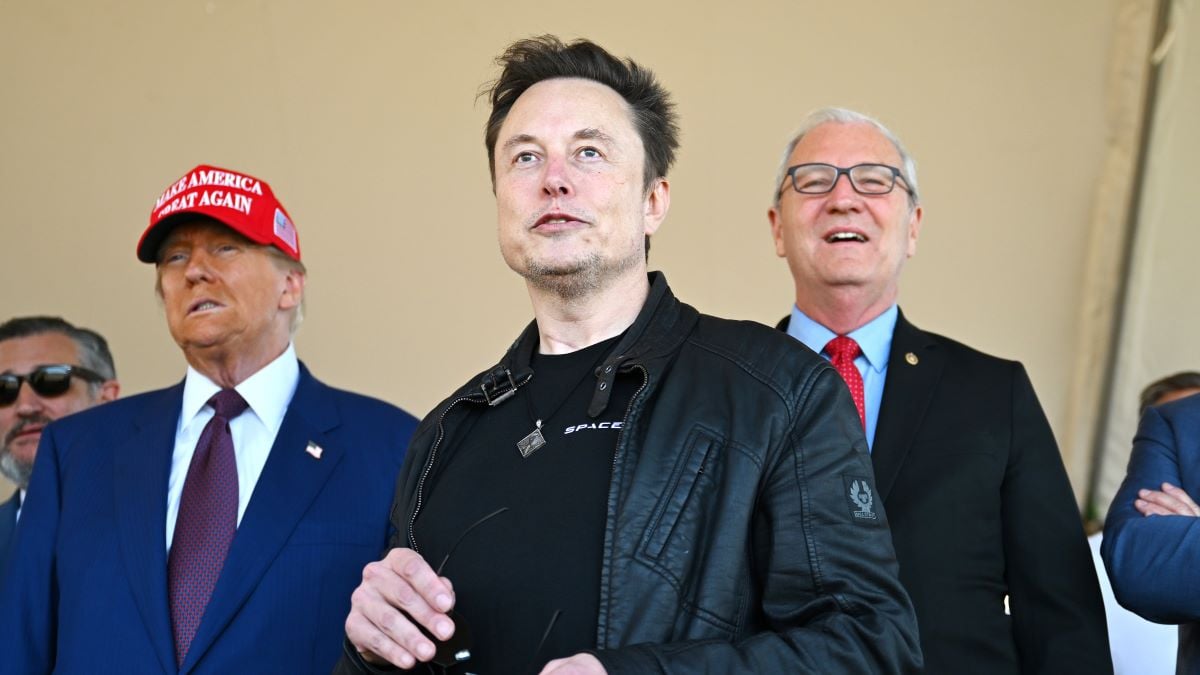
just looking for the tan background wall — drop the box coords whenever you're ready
[1,0,1124,500]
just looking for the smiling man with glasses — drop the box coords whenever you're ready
[0,316,119,568]
[768,107,1110,674]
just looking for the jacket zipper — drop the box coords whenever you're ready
[598,364,649,648]
[610,364,649,477]
[408,374,532,555]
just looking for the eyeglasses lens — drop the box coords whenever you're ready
[790,164,897,195]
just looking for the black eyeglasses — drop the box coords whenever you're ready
[780,162,913,197]
[418,506,562,673]
[0,364,105,407]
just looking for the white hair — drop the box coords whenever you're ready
[773,107,920,207]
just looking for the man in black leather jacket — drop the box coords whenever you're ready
[339,36,920,674]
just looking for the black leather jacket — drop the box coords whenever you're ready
[351,273,921,674]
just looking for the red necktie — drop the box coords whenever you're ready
[168,389,248,665]
[825,336,866,429]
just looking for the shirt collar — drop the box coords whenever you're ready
[786,304,898,374]
[179,343,300,435]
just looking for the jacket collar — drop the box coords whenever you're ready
[475,271,697,418]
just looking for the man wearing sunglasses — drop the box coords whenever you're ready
[0,316,118,569]
[768,108,1110,674]
[339,38,920,674]
[0,166,419,674]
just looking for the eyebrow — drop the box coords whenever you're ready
[574,128,615,145]
[500,128,617,154]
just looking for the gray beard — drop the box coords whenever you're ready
[524,253,605,300]
[521,248,641,301]
[0,448,32,490]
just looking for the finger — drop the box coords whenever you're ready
[374,551,456,641]
[1137,489,1193,516]
[345,606,419,670]
[539,658,567,675]
[1136,498,1183,517]
[357,563,453,653]
[1162,483,1200,515]
[384,549,456,613]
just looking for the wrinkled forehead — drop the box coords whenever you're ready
[790,122,902,167]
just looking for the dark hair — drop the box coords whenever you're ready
[1139,371,1200,415]
[0,316,117,384]
[483,35,680,193]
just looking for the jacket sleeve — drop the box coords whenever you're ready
[0,426,63,673]
[1103,401,1200,623]
[1000,364,1112,673]
[593,367,923,674]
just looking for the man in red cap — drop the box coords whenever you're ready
[0,165,419,674]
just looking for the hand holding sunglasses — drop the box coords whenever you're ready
[344,543,463,670]
[0,364,106,406]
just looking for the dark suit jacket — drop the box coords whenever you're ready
[780,310,1110,674]
[0,364,418,674]
[1103,393,1200,674]
[0,490,16,576]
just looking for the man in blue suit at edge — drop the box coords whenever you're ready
[1104,391,1200,673]
[0,316,120,574]
[0,165,419,674]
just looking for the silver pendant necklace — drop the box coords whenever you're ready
[518,350,608,459]
[517,421,546,458]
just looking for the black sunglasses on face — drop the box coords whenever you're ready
[0,364,105,406]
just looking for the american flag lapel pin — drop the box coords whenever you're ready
[305,441,324,460]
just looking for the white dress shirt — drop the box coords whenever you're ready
[15,488,26,523]
[165,344,299,551]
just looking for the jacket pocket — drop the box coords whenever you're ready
[640,426,721,560]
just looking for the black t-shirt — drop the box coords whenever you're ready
[413,335,636,674]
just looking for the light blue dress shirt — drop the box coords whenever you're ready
[785,305,898,451]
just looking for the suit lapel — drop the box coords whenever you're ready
[871,312,944,502]
[113,384,184,675]
[0,493,18,568]
[181,367,343,672]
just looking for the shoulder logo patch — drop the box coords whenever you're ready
[843,475,878,522]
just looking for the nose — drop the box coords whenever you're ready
[826,172,862,212]
[183,249,213,284]
[542,157,573,198]
[13,381,47,416]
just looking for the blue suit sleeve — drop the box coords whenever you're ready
[0,425,63,672]
[1103,402,1200,623]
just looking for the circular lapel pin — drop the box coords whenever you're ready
[905,352,919,366]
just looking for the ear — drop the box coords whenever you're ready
[279,269,306,311]
[768,205,788,258]
[906,204,924,258]
[642,178,670,236]
[97,380,120,403]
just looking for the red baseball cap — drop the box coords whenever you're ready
[137,164,301,263]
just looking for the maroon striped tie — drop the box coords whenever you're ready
[168,389,247,665]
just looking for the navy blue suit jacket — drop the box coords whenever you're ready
[1104,393,1200,673]
[0,490,16,576]
[0,364,417,674]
